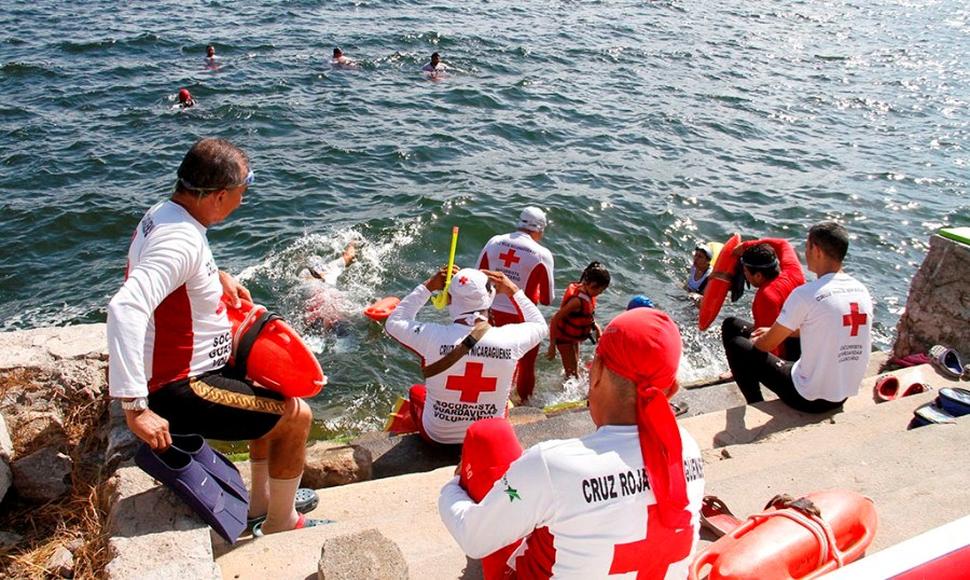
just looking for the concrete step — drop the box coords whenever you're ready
[216,363,968,579]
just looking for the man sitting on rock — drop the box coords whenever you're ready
[106,138,324,534]
[439,308,705,579]
[722,221,873,412]
[385,267,547,446]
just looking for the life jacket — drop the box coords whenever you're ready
[556,283,596,342]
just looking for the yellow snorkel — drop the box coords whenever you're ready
[431,226,459,309]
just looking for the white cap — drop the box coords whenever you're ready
[448,268,495,321]
[517,207,548,233]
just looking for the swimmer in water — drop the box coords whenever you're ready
[331,47,358,69]
[177,88,195,109]
[204,45,220,70]
[686,243,713,295]
[298,241,359,330]
[421,52,447,78]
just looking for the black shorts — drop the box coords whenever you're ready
[148,367,286,441]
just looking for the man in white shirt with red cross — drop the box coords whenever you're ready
[385,266,548,445]
[477,207,555,403]
[107,138,325,535]
[439,307,704,579]
[724,221,873,413]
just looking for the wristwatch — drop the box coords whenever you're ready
[121,397,149,412]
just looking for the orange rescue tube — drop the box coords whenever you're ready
[364,296,400,321]
[698,233,741,331]
[223,296,326,398]
[689,490,878,580]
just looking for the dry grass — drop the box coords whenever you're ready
[0,368,112,579]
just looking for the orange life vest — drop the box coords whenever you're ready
[556,283,596,343]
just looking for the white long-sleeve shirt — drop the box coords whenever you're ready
[106,201,231,398]
[385,284,547,443]
[439,425,705,579]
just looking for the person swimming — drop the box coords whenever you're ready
[686,243,713,294]
[331,47,358,69]
[177,88,195,109]
[298,241,359,330]
[204,45,220,70]
[422,52,447,79]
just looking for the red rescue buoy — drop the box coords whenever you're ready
[364,296,400,321]
[689,490,878,580]
[223,296,326,398]
[698,233,742,331]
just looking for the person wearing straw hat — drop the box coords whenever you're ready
[385,267,548,445]
[477,207,555,403]
[439,308,704,579]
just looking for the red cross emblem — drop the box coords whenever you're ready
[498,248,521,268]
[458,276,468,285]
[609,505,693,579]
[445,362,497,403]
[842,302,868,337]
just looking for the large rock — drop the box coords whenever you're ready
[0,531,22,553]
[318,528,408,580]
[0,461,10,506]
[104,466,220,580]
[302,442,373,489]
[6,409,66,455]
[894,234,970,358]
[11,447,72,502]
[0,324,107,371]
[0,414,13,461]
[103,401,139,471]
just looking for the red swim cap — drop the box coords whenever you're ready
[595,308,689,529]
[178,88,191,102]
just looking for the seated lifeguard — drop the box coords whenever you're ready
[439,308,705,579]
[722,221,873,413]
[384,267,547,445]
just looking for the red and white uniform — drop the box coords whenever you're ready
[776,272,873,402]
[439,425,705,579]
[478,232,555,314]
[107,201,232,398]
[385,285,547,444]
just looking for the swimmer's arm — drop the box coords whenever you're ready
[753,322,794,353]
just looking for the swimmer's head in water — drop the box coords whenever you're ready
[178,88,192,103]
[627,295,655,310]
[448,268,495,321]
[430,52,441,66]
[333,47,343,58]
[692,245,712,271]
[206,45,215,57]
[740,243,780,287]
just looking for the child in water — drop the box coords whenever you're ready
[547,262,611,378]
[686,243,714,295]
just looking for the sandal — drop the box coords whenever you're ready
[874,375,900,402]
[929,345,965,379]
[700,496,743,538]
[901,382,932,398]
[937,387,970,417]
[252,512,335,537]
[247,487,320,528]
[909,402,956,429]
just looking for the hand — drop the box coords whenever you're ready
[732,241,746,258]
[750,326,769,340]
[125,408,172,450]
[424,265,459,292]
[342,241,359,266]
[219,271,251,308]
[481,270,518,296]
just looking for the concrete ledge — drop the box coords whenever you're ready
[104,465,220,580]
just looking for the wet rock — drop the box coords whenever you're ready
[302,442,373,489]
[11,447,72,502]
[894,234,970,358]
[47,545,75,578]
[318,528,408,580]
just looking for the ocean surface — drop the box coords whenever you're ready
[1,0,967,436]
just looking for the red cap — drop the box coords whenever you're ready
[595,308,689,529]
[178,88,192,102]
